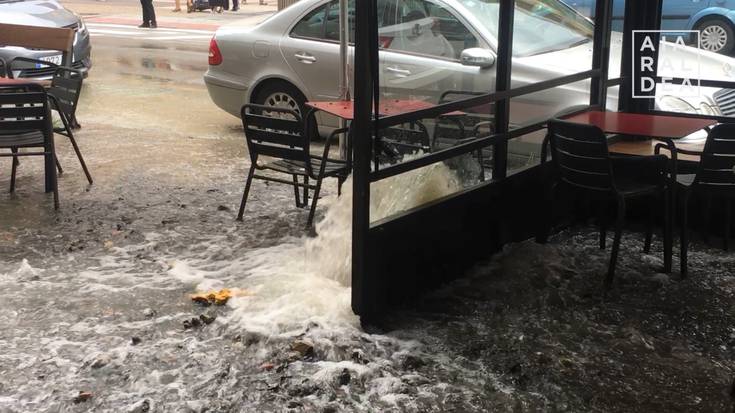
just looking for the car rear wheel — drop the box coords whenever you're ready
[698,19,734,54]
[253,80,308,121]
[252,80,321,138]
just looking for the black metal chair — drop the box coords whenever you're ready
[8,60,90,183]
[9,58,82,126]
[237,103,350,227]
[375,122,431,166]
[433,90,494,180]
[655,123,735,277]
[46,67,91,184]
[0,84,59,209]
[543,119,671,289]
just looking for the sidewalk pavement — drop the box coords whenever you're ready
[62,0,277,30]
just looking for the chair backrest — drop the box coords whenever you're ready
[695,123,735,193]
[0,23,74,67]
[0,84,51,140]
[439,91,494,123]
[547,119,616,192]
[49,67,84,119]
[240,103,309,165]
[381,122,430,153]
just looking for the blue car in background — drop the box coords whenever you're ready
[567,0,735,54]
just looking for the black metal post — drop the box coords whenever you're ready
[590,0,613,108]
[620,0,663,113]
[351,0,376,320]
[492,0,514,180]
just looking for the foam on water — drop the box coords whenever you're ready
[1,157,484,411]
[219,160,463,337]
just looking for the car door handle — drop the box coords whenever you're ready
[386,66,411,77]
[294,52,317,63]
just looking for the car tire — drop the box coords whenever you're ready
[252,80,321,138]
[697,19,734,55]
[253,80,309,119]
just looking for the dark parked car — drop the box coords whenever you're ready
[0,0,92,78]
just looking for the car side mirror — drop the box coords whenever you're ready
[460,48,496,68]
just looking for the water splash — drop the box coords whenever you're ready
[226,160,462,335]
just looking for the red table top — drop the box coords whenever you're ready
[307,99,459,120]
[563,110,716,139]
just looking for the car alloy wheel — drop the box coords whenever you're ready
[263,91,301,120]
[701,23,729,52]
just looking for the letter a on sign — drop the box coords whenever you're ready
[640,35,656,52]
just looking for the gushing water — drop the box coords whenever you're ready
[224,161,462,331]
[2,155,500,412]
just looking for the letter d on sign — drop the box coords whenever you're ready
[640,77,655,93]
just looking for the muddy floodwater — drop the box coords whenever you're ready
[1,43,735,412]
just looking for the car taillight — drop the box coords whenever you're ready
[209,37,223,65]
[378,36,393,49]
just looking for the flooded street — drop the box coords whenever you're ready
[1,11,735,413]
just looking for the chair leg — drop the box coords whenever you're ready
[598,200,607,250]
[681,193,690,278]
[70,114,81,130]
[702,194,711,245]
[68,134,93,185]
[51,154,59,210]
[477,149,485,182]
[337,176,345,196]
[236,165,256,221]
[10,147,18,193]
[605,197,625,290]
[303,176,309,206]
[535,182,557,244]
[663,188,673,273]
[306,176,324,228]
[55,157,64,175]
[292,174,302,207]
[644,194,656,253]
[724,199,732,252]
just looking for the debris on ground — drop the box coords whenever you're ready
[190,288,251,306]
[72,391,93,404]
[199,314,216,325]
[127,399,150,413]
[183,317,202,330]
[289,340,315,360]
[338,368,351,386]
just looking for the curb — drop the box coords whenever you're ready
[86,16,221,31]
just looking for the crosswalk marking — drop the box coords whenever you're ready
[87,23,214,42]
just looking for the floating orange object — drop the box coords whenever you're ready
[190,288,251,306]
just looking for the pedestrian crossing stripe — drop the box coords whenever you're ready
[86,23,214,41]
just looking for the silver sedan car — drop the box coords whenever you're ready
[0,0,92,79]
[204,0,733,135]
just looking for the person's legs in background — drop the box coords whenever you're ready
[139,0,150,27]
[173,0,181,12]
[231,0,239,12]
[144,0,157,28]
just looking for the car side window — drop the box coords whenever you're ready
[292,4,329,39]
[324,0,356,43]
[376,0,478,60]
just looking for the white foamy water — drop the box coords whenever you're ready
[2,156,499,412]
[219,161,463,335]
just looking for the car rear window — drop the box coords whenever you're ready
[291,4,328,39]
